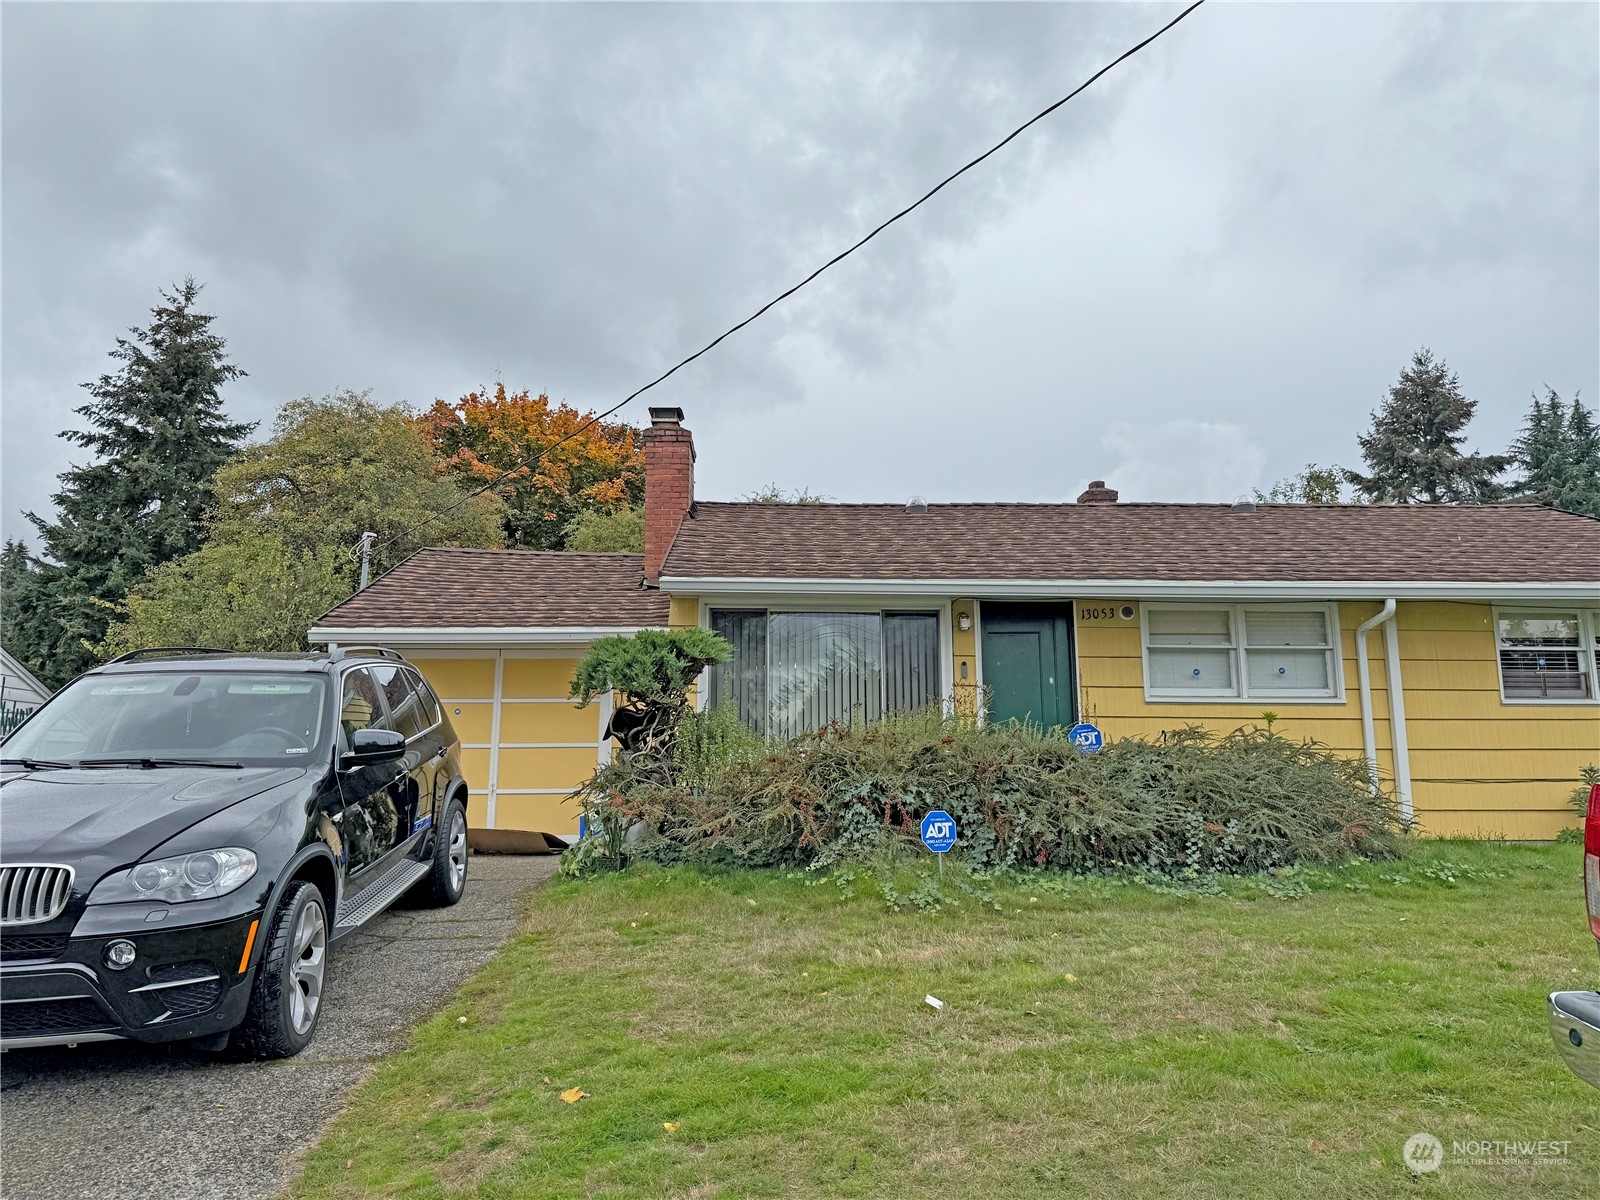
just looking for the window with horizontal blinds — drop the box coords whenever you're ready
[1146,608,1237,694]
[1496,611,1594,701]
[1143,604,1340,701]
[708,610,942,736]
[1244,608,1332,694]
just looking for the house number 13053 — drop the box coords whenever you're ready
[1079,606,1119,621]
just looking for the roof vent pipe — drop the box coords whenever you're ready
[1231,498,1257,513]
[905,496,927,513]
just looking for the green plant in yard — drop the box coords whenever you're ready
[1571,764,1599,816]
[569,628,730,751]
[571,707,1404,878]
[563,629,731,875]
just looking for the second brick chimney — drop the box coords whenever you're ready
[643,406,694,586]
[1076,480,1119,504]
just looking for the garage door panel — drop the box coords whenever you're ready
[498,702,600,743]
[458,747,491,792]
[410,658,495,700]
[444,702,494,744]
[501,658,580,698]
[494,793,582,836]
[496,746,598,789]
[465,791,490,828]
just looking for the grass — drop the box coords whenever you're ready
[289,841,1598,1199]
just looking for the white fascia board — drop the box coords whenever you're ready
[659,577,1600,603]
[306,625,662,647]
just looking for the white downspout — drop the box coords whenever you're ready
[1383,615,1414,827]
[1355,599,1395,794]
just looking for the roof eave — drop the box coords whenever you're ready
[306,624,665,647]
[658,576,1600,602]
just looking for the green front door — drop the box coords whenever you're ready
[980,604,1076,729]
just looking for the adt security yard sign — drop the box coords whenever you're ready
[1068,722,1104,753]
[920,810,957,854]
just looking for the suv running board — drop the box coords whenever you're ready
[335,859,431,931]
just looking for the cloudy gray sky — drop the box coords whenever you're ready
[4,2,1596,542]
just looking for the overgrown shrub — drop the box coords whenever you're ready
[566,708,1404,876]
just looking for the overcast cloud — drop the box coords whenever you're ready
[3,2,1595,541]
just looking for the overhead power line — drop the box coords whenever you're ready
[370,0,1206,560]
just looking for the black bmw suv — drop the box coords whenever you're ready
[0,647,470,1059]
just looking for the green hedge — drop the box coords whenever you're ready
[570,707,1404,875]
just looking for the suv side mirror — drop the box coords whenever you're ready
[339,727,406,770]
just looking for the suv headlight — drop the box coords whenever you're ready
[88,848,258,905]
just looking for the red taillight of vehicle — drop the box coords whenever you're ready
[1586,783,1600,942]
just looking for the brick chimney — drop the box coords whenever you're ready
[1076,480,1118,504]
[643,406,694,586]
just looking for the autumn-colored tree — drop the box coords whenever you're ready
[416,385,644,550]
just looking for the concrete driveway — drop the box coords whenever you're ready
[0,853,556,1200]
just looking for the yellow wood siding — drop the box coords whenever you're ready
[671,595,701,706]
[952,599,980,721]
[1073,600,1597,840]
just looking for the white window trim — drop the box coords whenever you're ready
[1141,602,1345,705]
[1493,605,1600,706]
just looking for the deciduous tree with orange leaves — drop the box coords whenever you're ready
[416,385,645,551]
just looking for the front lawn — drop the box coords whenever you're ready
[291,842,1597,1198]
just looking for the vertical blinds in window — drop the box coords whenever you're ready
[710,610,767,731]
[769,613,883,740]
[709,610,941,736]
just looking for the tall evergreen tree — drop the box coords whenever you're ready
[20,279,253,684]
[1511,388,1571,501]
[1562,399,1600,516]
[1342,348,1511,503]
[0,540,57,686]
[1515,389,1600,518]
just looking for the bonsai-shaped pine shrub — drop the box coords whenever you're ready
[570,627,730,769]
[563,628,729,874]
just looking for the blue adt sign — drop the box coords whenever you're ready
[1068,722,1104,753]
[920,810,957,854]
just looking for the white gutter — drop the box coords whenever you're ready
[306,625,660,648]
[660,577,1600,602]
[1354,599,1394,793]
[1383,615,1414,825]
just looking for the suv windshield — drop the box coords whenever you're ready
[1,670,331,767]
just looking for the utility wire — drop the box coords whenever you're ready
[370,0,1206,559]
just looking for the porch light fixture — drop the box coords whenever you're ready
[958,612,972,631]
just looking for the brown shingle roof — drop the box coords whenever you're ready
[316,549,670,629]
[660,501,1600,584]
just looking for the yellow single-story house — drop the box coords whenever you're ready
[312,408,1600,842]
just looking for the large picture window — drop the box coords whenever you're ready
[1142,604,1340,702]
[708,610,942,737]
[1496,610,1599,702]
